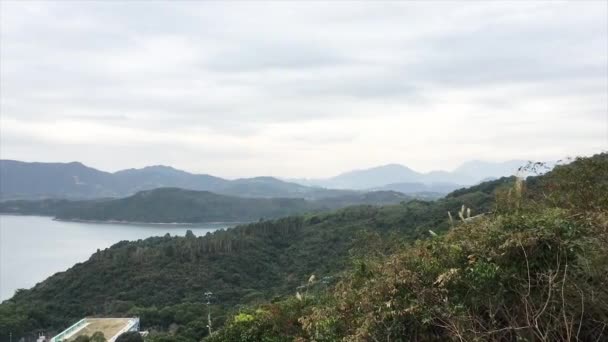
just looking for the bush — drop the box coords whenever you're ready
[115,331,143,342]
[208,154,608,341]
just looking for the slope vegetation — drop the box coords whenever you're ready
[0,176,509,341]
[0,189,411,223]
[1,154,603,342]
[207,154,608,341]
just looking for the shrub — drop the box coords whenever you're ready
[115,331,143,342]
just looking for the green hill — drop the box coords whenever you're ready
[206,154,608,341]
[1,154,605,342]
[0,189,412,223]
[0,180,504,341]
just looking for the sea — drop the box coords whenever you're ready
[0,214,233,301]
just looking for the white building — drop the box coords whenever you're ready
[50,318,139,342]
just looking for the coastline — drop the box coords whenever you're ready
[0,215,234,302]
[53,217,244,227]
[0,213,243,227]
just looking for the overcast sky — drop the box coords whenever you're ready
[0,1,606,178]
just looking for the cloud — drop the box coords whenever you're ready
[206,40,347,72]
[0,1,606,177]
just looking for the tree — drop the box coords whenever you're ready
[115,331,143,342]
[90,332,106,342]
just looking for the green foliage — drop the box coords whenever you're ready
[72,332,106,342]
[314,208,606,340]
[206,299,307,342]
[234,313,255,323]
[0,186,487,341]
[527,153,608,211]
[207,153,608,341]
[90,332,107,342]
[115,331,143,342]
[0,189,314,223]
[0,188,412,223]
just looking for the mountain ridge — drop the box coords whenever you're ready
[0,188,412,223]
[0,172,515,341]
[289,159,530,190]
[0,159,536,201]
[0,160,350,201]
[0,154,602,342]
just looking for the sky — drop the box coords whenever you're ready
[0,1,606,179]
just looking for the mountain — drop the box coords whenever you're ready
[449,159,529,183]
[1,154,603,342]
[207,154,607,342]
[0,174,509,341]
[0,188,411,223]
[0,189,310,223]
[322,164,422,189]
[214,176,351,199]
[291,159,531,191]
[0,160,116,199]
[112,165,228,193]
[0,160,353,201]
[0,159,534,201]
[372,181,462,195]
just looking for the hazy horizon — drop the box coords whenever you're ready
[1,156,560,181]
[1,1,606,178]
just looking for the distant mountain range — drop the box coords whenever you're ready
[0,159,536,201]
[290,160,530,190]
[0,160,355,201]
[0,188,411,223]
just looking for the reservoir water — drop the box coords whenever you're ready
[0,215,232,301]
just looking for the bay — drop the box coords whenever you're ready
[0,215,232,301]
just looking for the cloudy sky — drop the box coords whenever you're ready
[0,1,606,178]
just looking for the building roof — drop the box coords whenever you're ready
[67,318,133,341]
[51,318,139,342]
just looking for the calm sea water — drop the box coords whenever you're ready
[0,215,233,301]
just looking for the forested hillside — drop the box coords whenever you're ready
[0,175,509,341]
[0,189,312,223]
[1,154,604,342]
[0,189,411,223]
[207,154,608,341]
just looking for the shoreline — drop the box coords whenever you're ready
[0,213,243,227]
[0,215,239,302]
[53,217,244,226]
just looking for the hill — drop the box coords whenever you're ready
[320,164,423,189]
[291,159,530,190]
[372,181,460,197]
[0,161,117,200]
[0,176,509,341]
[1,154,603,342]
[0,160,353,201]
[0,159,532,201]
[0,189,411,223]
[207,154,607,342]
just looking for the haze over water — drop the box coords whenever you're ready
[0,215,230,301]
